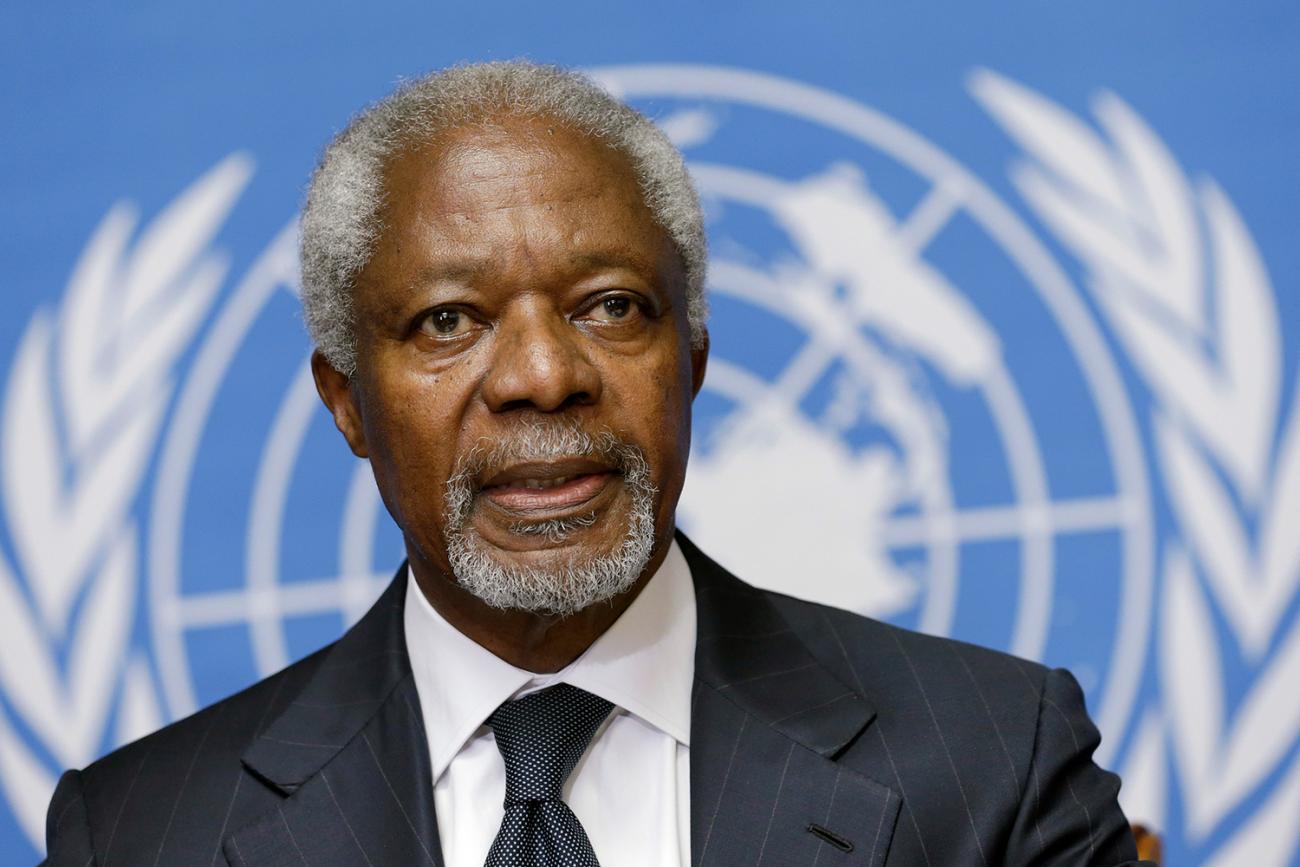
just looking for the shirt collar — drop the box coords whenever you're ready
[404,539,696,782]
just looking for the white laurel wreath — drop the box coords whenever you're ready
[972,70,1300,861]
[0,155,251,847]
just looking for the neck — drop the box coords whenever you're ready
[408,540,671,673]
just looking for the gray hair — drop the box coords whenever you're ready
[299,60,708,376]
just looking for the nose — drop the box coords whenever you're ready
[481,308,601,413]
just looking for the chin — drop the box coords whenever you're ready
[444,524,653,616]
[445,489,658,616]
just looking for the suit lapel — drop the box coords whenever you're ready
[223,541,901,866]
[682,534,901,867]
[226,570,443,867]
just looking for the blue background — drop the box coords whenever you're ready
[3,2,1297,864]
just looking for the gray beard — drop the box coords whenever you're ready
[441,419,658,616]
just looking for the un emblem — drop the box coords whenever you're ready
[2,66,1297,864]
[594,65,1152,756]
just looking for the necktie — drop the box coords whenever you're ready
[485,683,614,866]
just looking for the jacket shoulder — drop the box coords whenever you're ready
[678,530,1053,708]
[767,588,1051,706]
[763,587,1054,804]
[680,535,1137,863]
[71,643,332,852]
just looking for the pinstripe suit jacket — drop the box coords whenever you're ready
[43,534,1147,866]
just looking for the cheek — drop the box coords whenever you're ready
[627,351,696,475]
[357,371,466,512]
[655,375,692,455]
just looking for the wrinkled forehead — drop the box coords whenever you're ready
[355,114,682,299]
[378,114,646,219]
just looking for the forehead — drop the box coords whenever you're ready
[375,116,660,256]
[354,115,684,302]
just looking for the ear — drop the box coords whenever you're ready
[311,350,369,458]
[690,329,709,398]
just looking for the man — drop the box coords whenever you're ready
[43,61,1148,866]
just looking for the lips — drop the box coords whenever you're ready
[479,458,618,513]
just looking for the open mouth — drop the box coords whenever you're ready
[478,458,620,514]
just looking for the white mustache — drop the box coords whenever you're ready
[444,419,649,526]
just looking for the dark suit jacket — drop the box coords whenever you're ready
[43,535,1146,865]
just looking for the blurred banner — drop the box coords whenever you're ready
[3,3,1297,864]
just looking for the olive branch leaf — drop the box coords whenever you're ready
[0,154,251,847]
[972,69,1300,848]
[1203,748,1300,867]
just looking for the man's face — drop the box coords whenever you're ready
[315,116,706,605]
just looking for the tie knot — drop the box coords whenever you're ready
[489,683,614,804]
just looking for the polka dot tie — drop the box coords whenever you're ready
[484,683,614,867]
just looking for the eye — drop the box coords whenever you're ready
[418,307,475,337]
[582,294,644,324]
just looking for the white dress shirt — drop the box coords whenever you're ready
[404,541,696,867]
